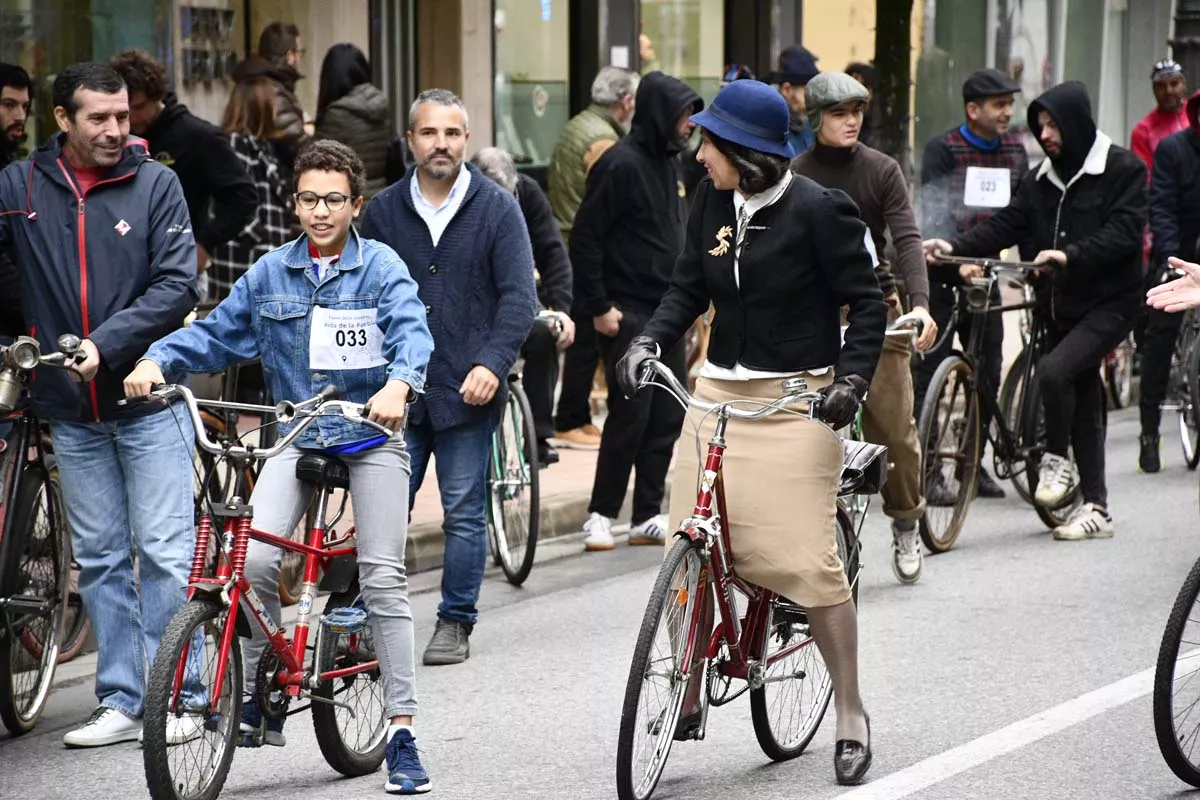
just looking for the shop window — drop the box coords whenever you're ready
[493,0,569,167]
[639,0,725,106]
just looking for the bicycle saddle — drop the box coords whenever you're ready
[839,440,889,496]
[295,453,350,490]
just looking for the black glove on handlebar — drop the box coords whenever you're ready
[616,336,659,398]
[819,375,870,429]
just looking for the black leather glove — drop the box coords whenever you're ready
[819,375,870,429]
[616,336,659,398]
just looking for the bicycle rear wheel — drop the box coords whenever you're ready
[1154,556,1200,787]
[917,355,981,553]
[1105,335,1135,409]
[1181,336,1200,470]
[312,580,388,776]
[999,348,1034,504]
[616,537,704,800]
[1020,374,1082,529]
[0,465,69,735]
[487,381,540,586]
[143,597,242,800]
[749,506,857,760]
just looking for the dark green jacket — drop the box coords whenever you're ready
[547,104,625,241]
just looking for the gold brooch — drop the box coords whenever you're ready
[708,225,733,256]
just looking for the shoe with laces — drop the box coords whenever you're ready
[1139,434,1161,473]
[385,727,432,794]
[1034,453,1077,508]
[583,512,615,551]
[1053,503,1114,541]
[138,712,204,745]
[891,521,922,584]
[422,617,471,665]
[63,706,141,748]
[238,696,286,747]
[629,514,669,546]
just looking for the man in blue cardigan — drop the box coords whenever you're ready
[362,88,537,665]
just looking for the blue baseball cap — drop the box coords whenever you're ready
[689,79,795,159]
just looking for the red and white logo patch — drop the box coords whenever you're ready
[114,219,131,236]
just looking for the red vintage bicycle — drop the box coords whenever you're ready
[131,383,393,800]
[615,360,887,800]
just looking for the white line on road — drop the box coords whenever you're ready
[834,665,1157,799]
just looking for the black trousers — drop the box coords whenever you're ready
[521,318,560,443]
[912,281,1004,454]
[554,308,599,432]
[1138,305,1183,437]
[1037,306,1134,507]
[589,308,687,525]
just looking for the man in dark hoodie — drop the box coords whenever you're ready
[570,70,702,552]
[1135,88,1200,473]
[110,49,256,298]
[0,62,31,339]
[925,81,1147,541]
[232,21,311,177]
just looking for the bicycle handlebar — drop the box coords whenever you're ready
[886,311,925,340]
[119,383,393,460]
[930,254,1042,274]
[637,359,825,421]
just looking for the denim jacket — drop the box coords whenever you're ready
[145,229,433,448]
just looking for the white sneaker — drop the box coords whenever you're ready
[1034,453,1078,508]
[629,514,669,546]
[63,706,142,748]
[583,513,615,551]
[138,712,205,745]
[891,522,923,584]
[1053,503,1114,541]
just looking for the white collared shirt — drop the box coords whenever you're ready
[700,171,834,382]
[410,165,472,247]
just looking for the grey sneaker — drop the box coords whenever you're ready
[423,617,471,666]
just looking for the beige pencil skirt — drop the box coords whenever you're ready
[667,374,851,609]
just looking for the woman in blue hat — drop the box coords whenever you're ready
[615,78,886,785]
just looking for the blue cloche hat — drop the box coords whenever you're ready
[689,79,794,159]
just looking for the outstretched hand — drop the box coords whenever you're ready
[1147,257,1200,314]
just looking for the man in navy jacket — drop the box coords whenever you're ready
[362,88,536,665]
[0,62,198,746]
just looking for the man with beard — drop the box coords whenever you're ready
[361,88,536,666]
[1132,59,1191,473]
[0,62,198,745]
[925,81,1147,541]
[916,68,1027,501]
[0,63,31,339]
[569,71,702,552]
[109,50,255,300]
[232,21,311,180]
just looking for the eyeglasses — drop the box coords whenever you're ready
[295,191,354,211]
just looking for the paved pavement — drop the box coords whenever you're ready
[4,403,1200,799]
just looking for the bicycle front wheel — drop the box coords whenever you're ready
[1182,336,1200,470]
[0,465,69,735]
[1155,557,1200,787]
[917,355,981,553]
[616,537,705,800]
[143,597,242,800]
[749,506,857,760]
[488,382,540,586]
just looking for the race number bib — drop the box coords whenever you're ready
[962,166,1011,208]
[310,306,386,370]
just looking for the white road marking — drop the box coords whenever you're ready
[834,665,1158,799]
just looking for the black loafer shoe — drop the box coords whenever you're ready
[834,712,872,786]
[976,468,1007,499]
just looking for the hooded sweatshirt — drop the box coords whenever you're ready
[570,71,703,316]
[951,81,1147,320]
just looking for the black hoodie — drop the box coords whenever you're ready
[142,94,258,255]
[950,82,1147,321]
[570,71,703,317]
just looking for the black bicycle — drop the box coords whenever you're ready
[0,335,85,734]
[1155,553,1200,787]
[918,259,1082,553]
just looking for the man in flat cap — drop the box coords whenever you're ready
[915,68,1028,502]
[770,46,820,155]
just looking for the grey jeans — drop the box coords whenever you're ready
[240,438,417,718]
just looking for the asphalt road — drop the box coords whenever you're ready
[3,405,1200,800]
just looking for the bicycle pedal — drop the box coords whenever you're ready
[322,606,368,634]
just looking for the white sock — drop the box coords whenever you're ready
[388,723,414,740]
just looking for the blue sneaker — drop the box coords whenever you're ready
[239,697,286,747]
[385,728,431,794]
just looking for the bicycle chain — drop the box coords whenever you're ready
[255,649,290,722]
